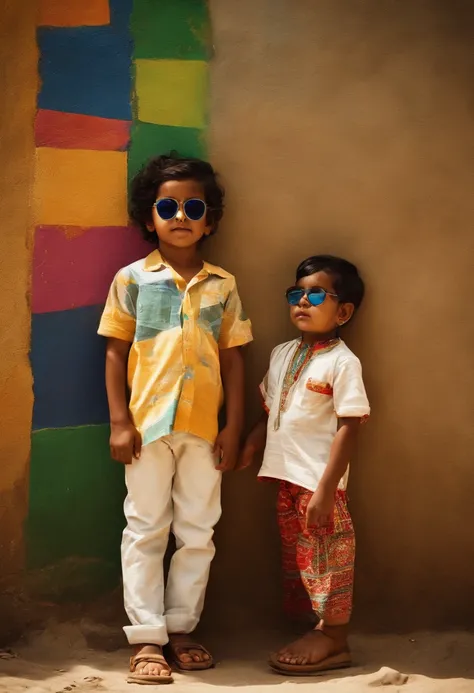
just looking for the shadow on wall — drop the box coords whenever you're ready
[206,0,474,630]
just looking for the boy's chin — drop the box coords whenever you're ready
[291,319,316,333]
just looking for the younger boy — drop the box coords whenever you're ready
[240,255,369,675]
[98,155,252,685]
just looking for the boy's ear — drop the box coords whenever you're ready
[338,302,355,326]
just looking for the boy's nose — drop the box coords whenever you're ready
[299,294,310,307]
[175,207,185,221]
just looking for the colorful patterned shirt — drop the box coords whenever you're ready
[98,250,253,446]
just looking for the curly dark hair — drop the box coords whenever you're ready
[129,153,225,243]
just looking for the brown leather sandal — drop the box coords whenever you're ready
[127,653,174,685]
[166,640,214,671]
[268,650,352,676]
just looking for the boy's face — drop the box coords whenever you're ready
[289,271,354,337]
[147,179,212,249]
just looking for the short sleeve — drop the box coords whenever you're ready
[218,281,253,349]
[259,371,271,413]
[259,345,281,414]
[98,269,137,342]
[333,356,370,419]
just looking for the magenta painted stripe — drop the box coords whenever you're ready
[32,225,152,313]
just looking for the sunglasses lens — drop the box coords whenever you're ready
[156,198,178,220]
[286,289,304,305]
[184,198,206,221]
[308,289,326,306]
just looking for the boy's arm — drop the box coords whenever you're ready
[307,355,370,528]
[238,347,278,470]
[215,279,253,472]
[237,412,268,470]
[98,269,140,464]
[214,347,245,472]
[306,418,360,528]
[105,337,142,464]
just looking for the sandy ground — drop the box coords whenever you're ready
[0,622,473,693]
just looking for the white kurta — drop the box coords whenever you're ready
[259,339,370,492]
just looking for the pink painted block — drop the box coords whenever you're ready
[32,225,153,313]
[35,110,131,151]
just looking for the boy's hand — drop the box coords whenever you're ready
[306,487,335,529]
[214,425,240,472]
[236,441,256,471]
[110,421,142,465]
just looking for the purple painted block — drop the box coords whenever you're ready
[32,225,153,313]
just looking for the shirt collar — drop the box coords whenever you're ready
[143,249,231,279]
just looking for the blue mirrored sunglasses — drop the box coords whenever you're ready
[286,286,339,307]
[154,197,207,222]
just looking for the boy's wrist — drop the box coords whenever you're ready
[110,416,132,427]
[317,479,338,496]
[224,418,244,434]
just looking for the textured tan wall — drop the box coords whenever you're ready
[0,0,37,579]
[207,0,474,629]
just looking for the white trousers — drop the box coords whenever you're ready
[122,432,222,646]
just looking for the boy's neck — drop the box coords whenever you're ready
[301,329,339,346]
[159,243,203,277]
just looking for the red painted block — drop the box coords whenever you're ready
[35,110,131,151]
[32,225,153,313]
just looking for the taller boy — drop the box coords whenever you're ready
[98,155,252,685]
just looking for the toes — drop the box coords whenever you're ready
[178,653,193,663]
[189,649,209,662]
[177,648,210,663]
[137,664,169,677]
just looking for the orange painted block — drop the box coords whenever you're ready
[34,148,128,227]
[38,0,110,27]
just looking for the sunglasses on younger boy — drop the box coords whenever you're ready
[154,197,207,222]
[286,286,339,307]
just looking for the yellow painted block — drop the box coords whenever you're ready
[38,0,110,26]
[34,149,128,227]
[136,59,207,129]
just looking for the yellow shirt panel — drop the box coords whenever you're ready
[98,250,253,446]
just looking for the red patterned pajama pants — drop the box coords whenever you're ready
[277,481,355,623]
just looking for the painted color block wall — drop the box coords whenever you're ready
[28,0,212,598]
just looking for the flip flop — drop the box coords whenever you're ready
[269,650,352,676]
[166,640,214,671]
[127,653,174,685]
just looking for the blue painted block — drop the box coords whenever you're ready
[110,0,134,32]
[31,305,110,430]
[37,26,132,120]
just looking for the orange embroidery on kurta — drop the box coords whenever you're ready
[306,379,333,396]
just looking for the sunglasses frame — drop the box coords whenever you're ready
[154,197,207,222]
[286,285,339,307]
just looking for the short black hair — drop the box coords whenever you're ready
[296,255,365,310]
[129,153,225,243]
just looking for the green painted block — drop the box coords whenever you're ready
[131,0,211,61]
[128,121,206,182]
[27,426,125,572]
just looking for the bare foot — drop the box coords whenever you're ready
[132,644,172,679]
[277,625,349,666]
[168,633,212,667]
